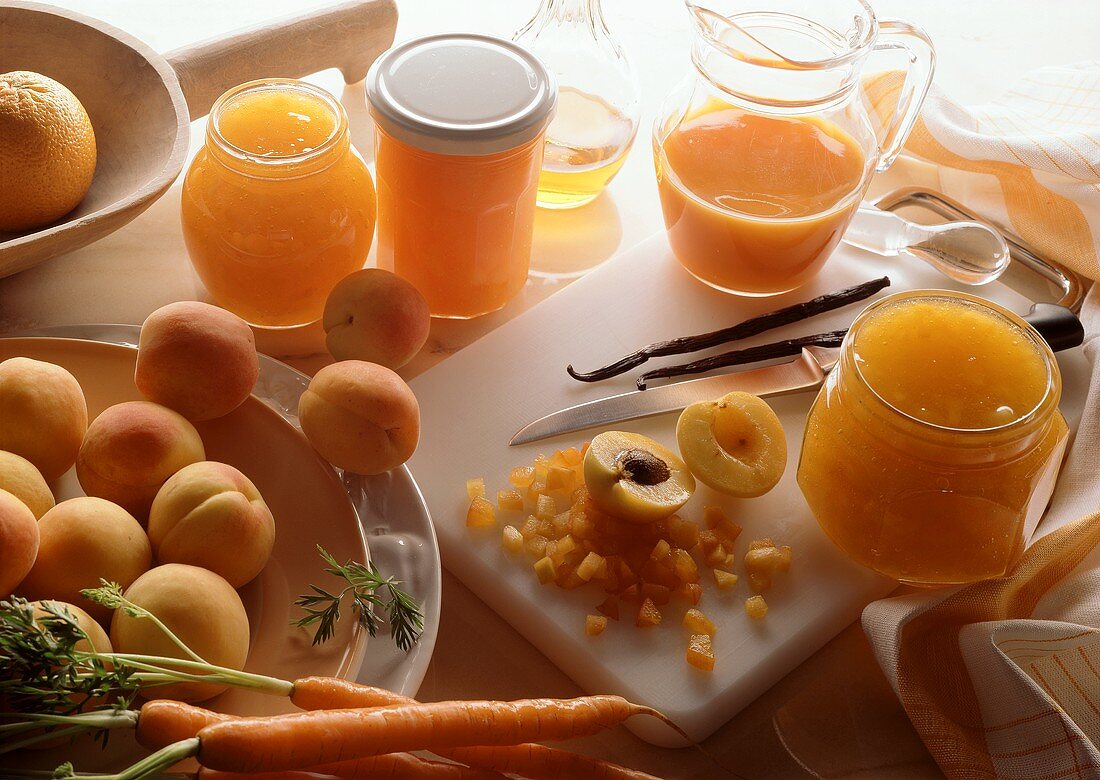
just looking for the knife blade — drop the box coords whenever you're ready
[510,345,840,446]
[509,302,1084,447]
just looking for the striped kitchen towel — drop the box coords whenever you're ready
[862,63,1100,779]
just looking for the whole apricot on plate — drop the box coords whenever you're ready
[0,488,39,597]
[76,401,206,520]
[18,497,151,621]
[323,269,430,369]
[583,431,695,523]
[148,461,275,587]
[0,450,55,519]
[677,391,787,498]
[135,301,260,422]
[110,564,249,703]
[0,357,88,481]
[0,71,96,233]
[299,360,420,475]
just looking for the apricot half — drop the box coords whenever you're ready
[676,391,786,498]
[583,431,695,523]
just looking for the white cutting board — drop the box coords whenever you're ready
[408,232,1091,746]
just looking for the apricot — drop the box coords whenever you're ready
[323,268,430,369]
[111,564,249,703]
[135,302,260,421]
[148,461,275,587]
[299,361,420,475]
[0,488,39,596]
[583,431,695,523]
[18,497,151,621]
[32,600,111,654]
[677,391,787,498]
[76,401,206,519]
[0,450,54,518]
[0,357,88,480]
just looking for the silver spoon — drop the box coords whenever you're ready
[845,205,1010,285]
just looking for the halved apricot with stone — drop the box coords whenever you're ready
[676,392,786,498]
[583,431,694,524]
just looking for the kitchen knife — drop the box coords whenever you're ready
[510,303,1084,446]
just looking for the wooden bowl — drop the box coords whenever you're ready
[0,0,398,278]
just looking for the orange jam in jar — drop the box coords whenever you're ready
[367,34,556,319]
[798,291,1069,586]
[181,79,375,327]
[654,103,868,296]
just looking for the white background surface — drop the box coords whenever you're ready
[4,1,1100,777]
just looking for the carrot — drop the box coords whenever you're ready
[446,745,664,780]
[135,699,231,751]
[196,696,675,772]
[289,678,665,780]
[198,751,506,778]
[290,676,407,710]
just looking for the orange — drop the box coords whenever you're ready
[0,71,97,233]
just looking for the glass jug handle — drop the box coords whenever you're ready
[872,20,936,171]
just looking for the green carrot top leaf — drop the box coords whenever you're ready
[295,545,424,652]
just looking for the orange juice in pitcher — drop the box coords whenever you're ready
[654,0,934,296]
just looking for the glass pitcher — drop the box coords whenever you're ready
[653,0,934,296]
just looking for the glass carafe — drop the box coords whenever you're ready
[653,0,934,296]
[514,0,640,209]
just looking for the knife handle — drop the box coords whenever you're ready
[1023,303,1084,352]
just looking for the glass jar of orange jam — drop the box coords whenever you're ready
[367,34,556,318]
[181,79,376,327]
[797,291,1069,586]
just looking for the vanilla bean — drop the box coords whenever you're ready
[567,276,889,383]
[636,329,849,390]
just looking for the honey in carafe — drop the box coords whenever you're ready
[537,86,636,208]
[655,103,868,296]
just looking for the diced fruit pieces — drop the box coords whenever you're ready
[686,634,715,672]
[576,551,607,582]
[672,548,698,582]
[651,538,672,562]
[550,534,577,563]
[642,583,671,606]
[669,516,700,549]
[501,525,523,554]
[676,582,703,605]
[509,466,535,488]
[703,505,726,529]
[713,569,738,589]
[682,608,716,636]
[466,497,495,528]
[518,516,539,539]
[547,466,575,492]
[534,556,557,584]
[636,597,662,627]
[535,493,556,520]
[596,596,620,621]
[497,489,524,513]
[585,614,608,636]
[745,595,768,619]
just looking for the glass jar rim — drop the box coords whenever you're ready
[846,289,1060,438]
[207,78,348,169]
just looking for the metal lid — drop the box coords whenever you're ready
[366,33,557,156]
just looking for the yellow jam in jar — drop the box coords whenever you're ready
[797,291,1069,586]
[181,79,375,328]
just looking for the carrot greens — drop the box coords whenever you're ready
[294,545,423,651]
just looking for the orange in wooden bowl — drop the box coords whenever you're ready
[0,71,96,232]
